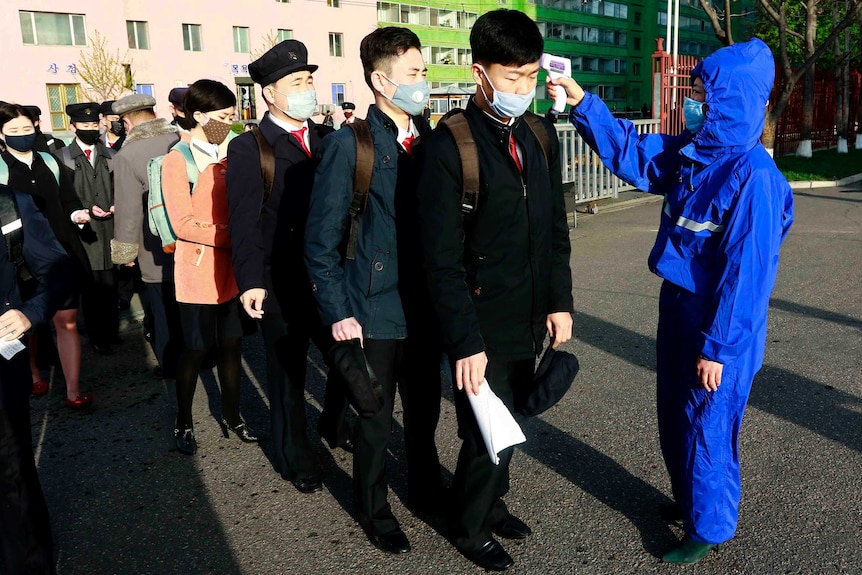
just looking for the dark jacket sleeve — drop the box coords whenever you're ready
[304,134,354,326]
[16,191,74,326]
[542,117,575,314]
[570,92,687,194]
[56,161,84,217]
[413,132,486,361]
[226,133,267,295]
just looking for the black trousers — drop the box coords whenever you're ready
[0,355,55,575]
[80,268,118,346]
[354,338,443,536]
[259,312,350,481]
[449,356,534,551]
[145,282,183,378]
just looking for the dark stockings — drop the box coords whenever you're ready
[174,336,242,430]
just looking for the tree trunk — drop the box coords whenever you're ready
[837,1,851,153]
[796,0,818,158]
[763,110,779,156]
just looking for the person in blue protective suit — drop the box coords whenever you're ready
[549,38,794,564]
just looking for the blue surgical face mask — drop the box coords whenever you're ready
[4,133,37,153]
[478,66,535,119]
[271,88,318,122]
[381,75,430,117]
[683,97,706,133]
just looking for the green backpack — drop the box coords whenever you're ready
[146,141,199,254]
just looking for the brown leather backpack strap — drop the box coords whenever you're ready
[440,113,480,214]
[249,124,276,208]
[522,113,553,169]
[345,120,374,260]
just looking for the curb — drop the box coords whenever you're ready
[789,172,862,190]
[567,194,662,228]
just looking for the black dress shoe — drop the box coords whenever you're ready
[458,539,513,571]
[367,529,411,554]
[221,418,259,443]
[491,514,532,540]
[174,427,197,455]
[291,476,323,494]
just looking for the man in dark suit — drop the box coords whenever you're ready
[0,183,74,575]
[22,105,66,154]
[226,40,350,494]
[98,101,125,150]
[339,101,357,129]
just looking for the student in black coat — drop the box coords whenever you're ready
[0,103,94,409]
[413,10,574,572]
[226,40,350,493]
[0,183,74,575]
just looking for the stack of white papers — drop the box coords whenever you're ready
[467,379,526,465]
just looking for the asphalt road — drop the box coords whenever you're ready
[29,184,862,575]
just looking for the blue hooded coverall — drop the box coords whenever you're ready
[570,38,794,544]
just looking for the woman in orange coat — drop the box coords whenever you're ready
[162,80,257,455]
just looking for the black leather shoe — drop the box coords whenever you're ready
[291,476,323,494]
[221,418,259,443]
[338,439,355,453]
[174,427,197,455]
[367,529,411,554]
[459,539,513,571]
[491,514,532,540]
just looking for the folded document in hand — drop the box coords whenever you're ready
[467,379,526,465]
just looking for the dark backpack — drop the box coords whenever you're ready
[0,186,31,283]
[344,111,554,259]
[246,124,276,209]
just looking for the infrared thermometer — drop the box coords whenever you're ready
[541,53,572,113]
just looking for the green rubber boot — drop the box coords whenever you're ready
[661,536,718,564]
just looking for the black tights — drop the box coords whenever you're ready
[175,336,242,429]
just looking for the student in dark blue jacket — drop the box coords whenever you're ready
[0,184,73,575]
[551,38,794,563]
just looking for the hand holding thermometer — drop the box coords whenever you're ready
[540,53,572,113]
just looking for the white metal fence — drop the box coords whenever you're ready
[554,119,661,203]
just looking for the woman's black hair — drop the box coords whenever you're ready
[0,103,33,132]
[470,9,543,67]
[182,80,237,126]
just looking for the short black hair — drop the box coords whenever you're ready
[0,104,33,132]
[471,9,543,67]
[182,79,237,127]
[360,27,422,90]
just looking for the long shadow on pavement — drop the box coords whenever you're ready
[32,327,243,574]
[571,309,862,454]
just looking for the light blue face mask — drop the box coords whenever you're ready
[478,66,535,119]
[382,75,430,116]
[683,97,706,133]
[271,88,317,121]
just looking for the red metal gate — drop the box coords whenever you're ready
[652,38,700,136]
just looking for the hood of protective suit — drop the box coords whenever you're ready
[686,38,774,159]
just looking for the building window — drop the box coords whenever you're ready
[182,23,202,52]
[126,20,149,50]
[634,11,641,25]
[633,62,641,76]
[278,29,293,41]
[135,84,155,96]
[233,26,249,53]
[633,37,641,51]
[332,84,345,106]
[237,84,257,120]
[329,33,343,57]
[328,0,340,6]
[20,11,86,46]
[46,83,81,130]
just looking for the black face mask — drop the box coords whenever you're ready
[110,121,125,137]
[4,133,37,153]
[76,129,100,146]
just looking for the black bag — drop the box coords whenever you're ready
[328,338,384,418]
[515,338,579,417]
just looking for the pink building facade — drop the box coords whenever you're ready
[0,0,378,131]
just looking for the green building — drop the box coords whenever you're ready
[376,0,755,115]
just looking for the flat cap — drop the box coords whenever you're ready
[168,87,188,108]
[249,39,318,86]
[113,94,157,116]
[341,102,356,111]
[66,102,101,123]
[99,100,117,117]
[23,105,42,119]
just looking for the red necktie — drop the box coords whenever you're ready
[292,127,311,157]
[401,135,415,155]
[508,134,522,174]
[84,149,92,161]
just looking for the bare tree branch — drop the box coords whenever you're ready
[76,31,132,102]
